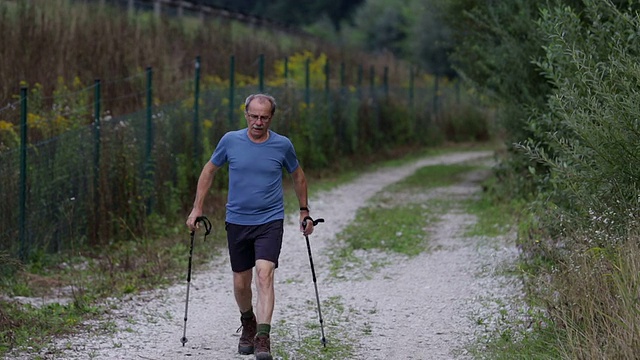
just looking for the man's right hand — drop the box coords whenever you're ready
[186,209,203,231]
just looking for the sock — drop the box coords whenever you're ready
[241,308,254,319]
[257,323,271,337]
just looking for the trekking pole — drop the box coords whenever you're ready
[181,216,212,347]
[302,216,327,347]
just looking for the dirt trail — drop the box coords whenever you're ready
[6,150,522,360]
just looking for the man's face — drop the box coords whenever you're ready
[245,99,272,141]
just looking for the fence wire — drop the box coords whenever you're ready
[0,56,458,261]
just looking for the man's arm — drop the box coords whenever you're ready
[291,166,314,236]
[186,161,219,231]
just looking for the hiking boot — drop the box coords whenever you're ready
[237,316,257,355]
[254,334,272,360]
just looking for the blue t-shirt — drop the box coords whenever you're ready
[211,129,300,225]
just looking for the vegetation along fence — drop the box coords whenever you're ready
[0,52,466,261]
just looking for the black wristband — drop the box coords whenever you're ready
[300,207,309,212]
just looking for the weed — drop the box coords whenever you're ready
[464,186,524,238]
[272,295,356,359]
[0,300,104,355]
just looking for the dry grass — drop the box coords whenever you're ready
[531,238,640,358]
[0,0,406,119]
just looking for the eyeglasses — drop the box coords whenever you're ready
[246,113,272,122]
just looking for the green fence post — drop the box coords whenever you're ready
[338,61,346,149]
[145,66,153,163]
[369,65,375,96]
[193,56,201,162]
[324,59,330,102]
[94,79,101,179]
[258,54,264,93]
[18,86,27,261]
[284,57,288,80]
[357,64,363,99]
[229,55,235,128]
[145,66,154,214]
[324,59,331,144]
[305,58,310,106]
[383,66,389,99]
[409,67,414,109]
[93,79,101,241]
[433,74,439,117]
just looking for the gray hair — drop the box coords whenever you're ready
[244,94,277,116]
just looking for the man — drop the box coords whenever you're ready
[186,93,314,360]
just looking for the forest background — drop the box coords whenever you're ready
[2,0,640,358]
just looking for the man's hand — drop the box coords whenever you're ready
[186,209,203,232]
[300,214,315,236]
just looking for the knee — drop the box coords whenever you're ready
[234,271,252,292]
[255,266,274,288]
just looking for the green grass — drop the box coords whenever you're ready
[272,296,356,359]
[337,204,434,256]
[389,163,480,191]
[328,163,484,279]
[467,305,562,360]
[0,300,103,355]
[464,196,523,238]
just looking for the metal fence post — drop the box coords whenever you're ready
[305,58,310,106]
[258,54,264,93]
[383,66,389,99]
[340,62,345,93]
[369,66,375,96]
[357,64,363,99]
[145,66,154,214]
[229,55,235,128]
[19,86,28,261]
[94,79,101,188]
[433,74,439,117]
[284,57,288,80]
[409,67,414,110]
[193,56,201,162]
[324,59,330,103]
[93,79,101,241]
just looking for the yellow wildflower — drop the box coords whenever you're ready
[0,120,14,131]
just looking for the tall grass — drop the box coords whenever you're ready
[524,237,640,358]
[0,0,403,117]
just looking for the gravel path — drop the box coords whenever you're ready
[7,150,522,360]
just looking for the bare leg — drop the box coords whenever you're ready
[254,259,276,324]
[233,268,253,312]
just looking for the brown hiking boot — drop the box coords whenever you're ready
[237,316,257,355]
[254,334,272,360]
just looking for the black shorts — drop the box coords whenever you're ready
[225,219,284,273]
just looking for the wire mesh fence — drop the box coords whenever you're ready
[0,53,459,261]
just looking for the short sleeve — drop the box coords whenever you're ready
[282,138,299,173]
[211,133,229,167]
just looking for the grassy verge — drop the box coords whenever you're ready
[460,174,563,360]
